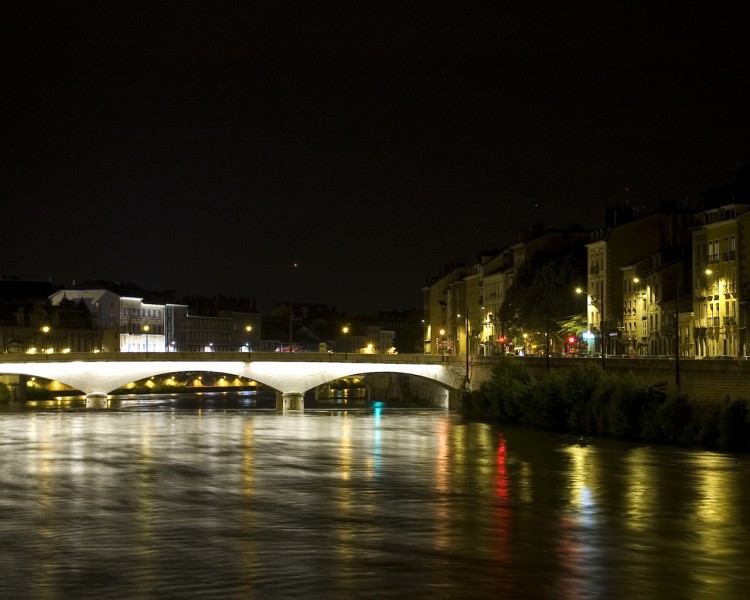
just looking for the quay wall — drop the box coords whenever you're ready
[469,356,750,402]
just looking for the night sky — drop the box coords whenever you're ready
[4,2,748,313]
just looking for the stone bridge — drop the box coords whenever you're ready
[0,352,468,409]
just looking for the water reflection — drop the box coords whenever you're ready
[2,400,750,599]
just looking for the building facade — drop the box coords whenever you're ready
[691,203,750,358]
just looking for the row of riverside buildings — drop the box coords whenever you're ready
[0,280,262,355]
[0,279,399,356]
[422,196,750,360]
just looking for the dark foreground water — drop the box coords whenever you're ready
[2,394,750,599]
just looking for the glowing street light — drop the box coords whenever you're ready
[439,328,446,356]
[142,324,150,359]
[41,325,51,359]
[245,325,252,352]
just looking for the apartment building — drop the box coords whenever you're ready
[421,264,466,355]
[621,250,691,356]
[584,208,693,355]
[691,202,750,357]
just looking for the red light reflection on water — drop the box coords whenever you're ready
[493,435,511,565]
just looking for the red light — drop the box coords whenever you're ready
[498,336,506,344]
[568,336,576,344]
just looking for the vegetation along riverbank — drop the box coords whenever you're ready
[460,358,750,451]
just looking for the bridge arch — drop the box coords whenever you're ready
[0,356,466,404]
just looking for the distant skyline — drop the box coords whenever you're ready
[4,2,748,313]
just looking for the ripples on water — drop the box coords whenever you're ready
[2,394,750,599]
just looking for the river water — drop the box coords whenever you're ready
[2,393,749,599]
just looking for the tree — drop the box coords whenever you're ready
[502,244,587,350]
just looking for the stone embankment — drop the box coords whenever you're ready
[469,356,750,401]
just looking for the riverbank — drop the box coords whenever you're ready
[460,358,750,451]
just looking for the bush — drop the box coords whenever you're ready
[603,372,643,438]
[693,400,723,447]
[564,363,604,433]
[482,357,532,423]
[460,388,491,418]
[639,383,669,440]
[461,359,750,451]
[718,398,750,451]
[656,391,693,444]
[527,370,569,430]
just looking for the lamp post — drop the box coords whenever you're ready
[142,324,150,359]
[439,328,446,356]
[458,314,469,384]
[576,287,605,369]
[705,268,713,358]
[245,325,252,352]
[522,333,528,355]
[421,319,426,354]
[341,325,350,353]
[289,262,299,353]
[41,325,51,359]
[499,303,506,355]
[545,288,551,372]
[675,279,680,388]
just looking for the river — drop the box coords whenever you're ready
[1,393,749,599]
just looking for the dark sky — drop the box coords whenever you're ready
[3,2,748,313]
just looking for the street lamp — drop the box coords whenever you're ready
[458,314,469,384]
[439,328,446,356]
[421,319,426,354]
[142,324,150,359]
[340,325,350,353]
[522,333,528,355]
[245,325,252,352]
[576,287,605,369]
[41,325,51,359]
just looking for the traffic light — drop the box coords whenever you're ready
[498,335,506,344]
[567,335,576,345]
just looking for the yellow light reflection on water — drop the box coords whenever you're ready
[564,444,597,521]
[624,447,656,530]
[339,413,352,481]
[683,452,743,597]
[559,443,600,600]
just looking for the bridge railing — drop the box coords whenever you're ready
[0,351,465,365]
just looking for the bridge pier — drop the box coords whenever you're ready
[276,391,304,411]
[85,392,109,409]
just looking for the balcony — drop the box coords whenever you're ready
[589,265,600,275]
[722,251,737,262]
